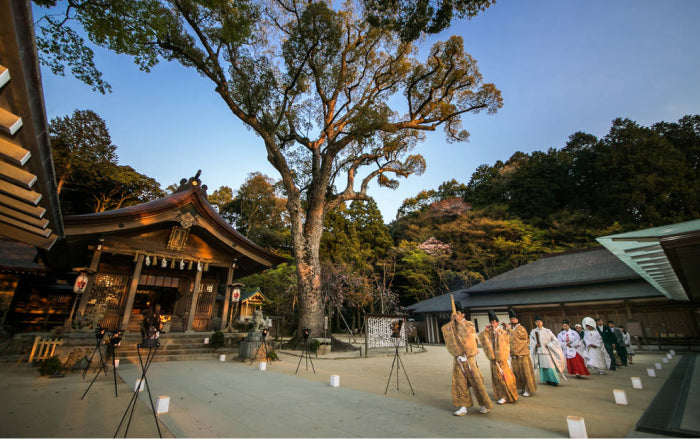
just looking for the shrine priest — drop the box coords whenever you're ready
[529,315,567,386]
[478,311,518,404]
[441,297,493,416]
[557,320,590,378]
[508,309,537,397]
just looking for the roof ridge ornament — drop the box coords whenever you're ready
[176,169,208,194]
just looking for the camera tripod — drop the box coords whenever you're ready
[295,329,315,374]
[81,330,122,400]
[82,328,108,379]
[114,341,162,438]
[384,336,414,396]
[249,329,270,366]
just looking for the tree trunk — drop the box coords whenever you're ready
[287,190,327,342]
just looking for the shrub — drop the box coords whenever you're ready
[310,339,321,353]
[267,350,278,361]
[210,330,225,349]
[39,356,62,376]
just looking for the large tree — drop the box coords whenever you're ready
[36,1,502,338]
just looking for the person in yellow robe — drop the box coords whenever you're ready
[508,309,537,396]
[478,311,518,404]
[441,303,493,416]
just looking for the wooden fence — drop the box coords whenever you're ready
[28,336,63,362]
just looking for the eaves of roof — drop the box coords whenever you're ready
[63,186,286,267]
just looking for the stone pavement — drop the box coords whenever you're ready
[1,346,698,438]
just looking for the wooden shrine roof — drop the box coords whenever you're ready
[62,173,286,273]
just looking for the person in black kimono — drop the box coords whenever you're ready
[596,318,617,371]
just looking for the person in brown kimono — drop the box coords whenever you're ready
[507,309,537,397]
[478,311,518,404]
[441,299,493,416]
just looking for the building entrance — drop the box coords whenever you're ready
[133,286,180,315]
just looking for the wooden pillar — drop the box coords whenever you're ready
[221,263,235,331]
[76,239,104,316]
[120,254,144,331]
[624,300,633,319]
[186,268,203,333]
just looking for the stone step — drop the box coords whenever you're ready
[116,351,240,363]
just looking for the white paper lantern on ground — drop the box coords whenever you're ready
[156,396,170,414]
[631,377,643,389]
[613,389,628,405]
[566,416,588,438]
[134,379,145,392]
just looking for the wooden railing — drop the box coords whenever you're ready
[28,336,63,362]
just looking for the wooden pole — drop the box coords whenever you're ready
[120,253,145,331]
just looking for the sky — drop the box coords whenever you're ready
[37,0,700,223]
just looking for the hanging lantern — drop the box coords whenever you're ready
[153,256,158,266]
[133,252,139,263]
[73,273,89,293]
[203,262,209,272]
[197,261,203,272]
[170,259,176,269]
[180,259,185,270]
[145,256,151,266]
[188,260,193,270]
[161,257,167,268]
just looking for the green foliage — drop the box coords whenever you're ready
[217,173,291,253]
[49,109,164,214]
[267,350,278,361]
[363,0,495,42]
[210,331,225,349]
[38,356,63,376]
[310,339,321,353]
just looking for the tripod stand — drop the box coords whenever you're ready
[295,329,315,374]
[82,330,122,400]
[82,328,108,379]
[249,329,270,366]
[384,336,415,395]
[114,340,162,438]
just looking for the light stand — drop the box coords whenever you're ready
[82,328,107,379]
[295,328,316,374]
[249,328,270,366]
[81,329,122,400]
[113,338,161,438]
[384,320,414,396]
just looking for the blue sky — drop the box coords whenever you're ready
[37,0,700,222]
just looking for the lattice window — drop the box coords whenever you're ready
[87,274,127,311]
[366,314,406,348]
[196,282,216,314]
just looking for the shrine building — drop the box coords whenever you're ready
[58,173,286,333]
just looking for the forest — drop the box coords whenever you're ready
[51,111,700,333]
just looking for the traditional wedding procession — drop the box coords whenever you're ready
[1,0,699,437]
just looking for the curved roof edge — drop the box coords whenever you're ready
[63,183,286,267]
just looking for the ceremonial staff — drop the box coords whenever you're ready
[450,295,476,383]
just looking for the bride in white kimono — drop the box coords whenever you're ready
[582,317,611,374]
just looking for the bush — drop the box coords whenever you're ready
[210,330,225,349]
[267,350,278,361]
[39,356,63,376]
[310,339,320,353]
